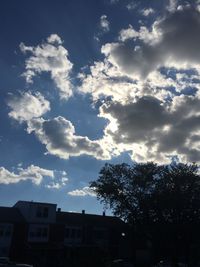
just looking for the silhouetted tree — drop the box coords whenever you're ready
[90,162,200,262]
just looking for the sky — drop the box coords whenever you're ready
[1,0,200,214]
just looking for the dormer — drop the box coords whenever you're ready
[14,201,57,223]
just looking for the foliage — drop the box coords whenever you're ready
[90,162,200,225]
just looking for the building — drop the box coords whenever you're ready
[0,201,129,267]
[0,206,25,258]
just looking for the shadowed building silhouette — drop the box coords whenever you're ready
[0,201,129,267]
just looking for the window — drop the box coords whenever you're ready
[64,226,82,243]
[28,224,49,242]
[35,227,48,238]
[36,206,49,218]
[0,224,12,239]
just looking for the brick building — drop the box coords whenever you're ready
[0,201,129,267]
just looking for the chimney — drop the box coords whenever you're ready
[103,211,106,216]
[57,208,61,212]
[82,210,85,214]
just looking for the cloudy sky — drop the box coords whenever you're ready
[1,0,200,213]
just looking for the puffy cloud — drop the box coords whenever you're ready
[167,0,178,13]
[78,59,140,103]
[46,182,62,189]
[100,95,200,163]
[141,8,155,16]
[8,91,50,123]
[0,165,54,185]
[45,169,69,189]
[47,34,62,44]
[27,116,109,160]
[100,15,110,32]
[119,25,139,42]
[46,171,69,190]
[102,7,200,78]
[78,5,200,164]
[20,34,73,100]
[78,59,187,105]
[101,96,169,143]
[118,24,160,44]
[14,6,200,165]
[67,186,96,197]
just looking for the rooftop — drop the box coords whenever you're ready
[56,210,125,226]
[14,200,57,207]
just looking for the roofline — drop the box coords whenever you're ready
[14,200,57,207]
[56,210,125,222]
[57,210,116,217]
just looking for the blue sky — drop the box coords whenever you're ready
[1,0,200,214]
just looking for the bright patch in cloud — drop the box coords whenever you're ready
[8,91,50,123]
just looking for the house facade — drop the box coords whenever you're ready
[0,201,129,267]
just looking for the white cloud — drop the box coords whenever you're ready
[119,25,139,42]
[100,15,110,32]
[141,8,155,16]
[126,1,137,10]
[119,24,161,44]
[102,7,200,79]
[27,116,110,160]
[13,5,200,165]
[47,34,63,44]
[68,186,96,197]
[78,59,140,103]
[8,91,50,123]
[20,34,74,100]
[0,165,54,185]
[99,94,200,163]
[45,172,69,189]
[46,182,62,189]
[61,177,69,184]
[167,0,178,13]
[78,5,200,164]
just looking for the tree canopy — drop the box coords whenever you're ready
[90,162,200,225]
